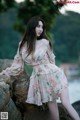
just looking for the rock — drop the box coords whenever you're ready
[0,81,22,120]
[0,73,11,84]
[1,98,22,120]
[0,82,10,110]
[72,100,80,116]
[0,59,12,72]
[11,71,30,114]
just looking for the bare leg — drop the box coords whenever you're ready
[47,101,59,120]
[60,87,80,120]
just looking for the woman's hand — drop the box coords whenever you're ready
[0,72,10,84]
[0,72,3,76]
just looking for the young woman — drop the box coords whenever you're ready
[0,16,80,120]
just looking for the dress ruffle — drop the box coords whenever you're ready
[25,65,68,106]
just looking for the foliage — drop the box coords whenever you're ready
[0,0,67,40]
[0,8,21,59]
[52,11,80,63]
[0,0,16,12]
[15,0,66,35]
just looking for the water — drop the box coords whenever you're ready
[69,79,80,104]
[57,79,80,104]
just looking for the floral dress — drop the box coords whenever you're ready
[1,39,68,106]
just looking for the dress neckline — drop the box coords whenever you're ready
[36,39,43,42]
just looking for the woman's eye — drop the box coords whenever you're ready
[37,25,40,27]
[37,25,43,29]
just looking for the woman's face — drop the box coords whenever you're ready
[35,21,43,37]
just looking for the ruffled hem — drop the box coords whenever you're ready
[25,69,68,106]
[25,83,68,106]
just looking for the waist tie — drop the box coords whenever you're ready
[32,60,51,67]
[24,60,51,75]
[24,62,33,76]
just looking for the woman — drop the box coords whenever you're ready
[0,16,80,120]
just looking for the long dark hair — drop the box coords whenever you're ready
[19,16,52,56]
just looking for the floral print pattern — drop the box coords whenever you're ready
[1,39,68,106]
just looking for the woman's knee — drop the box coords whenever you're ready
[59,88,71,107]
[61,100,68,107]
[60,94,69,107]
[61,98,71,108]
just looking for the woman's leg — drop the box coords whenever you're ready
[47,101,59,120]
[60,87,80,120]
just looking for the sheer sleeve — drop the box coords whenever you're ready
[46,41,56,64]
[0,42,24,78]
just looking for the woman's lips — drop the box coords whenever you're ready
[38,32,42,36]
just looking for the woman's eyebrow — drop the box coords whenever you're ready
[39,24,43,27]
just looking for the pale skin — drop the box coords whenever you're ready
[35,21,80,120]
[35,21,43,37]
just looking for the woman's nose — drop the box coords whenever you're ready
[39,27,43,32]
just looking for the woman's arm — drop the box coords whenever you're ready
[0,42,24,78]
[46,41,56,64]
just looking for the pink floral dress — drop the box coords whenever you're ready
[1,39,68,106]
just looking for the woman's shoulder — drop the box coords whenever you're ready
[41,38,49,45]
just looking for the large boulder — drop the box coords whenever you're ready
[0,59,12,72]
[72,101,80,116]
[0,82,22,120]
